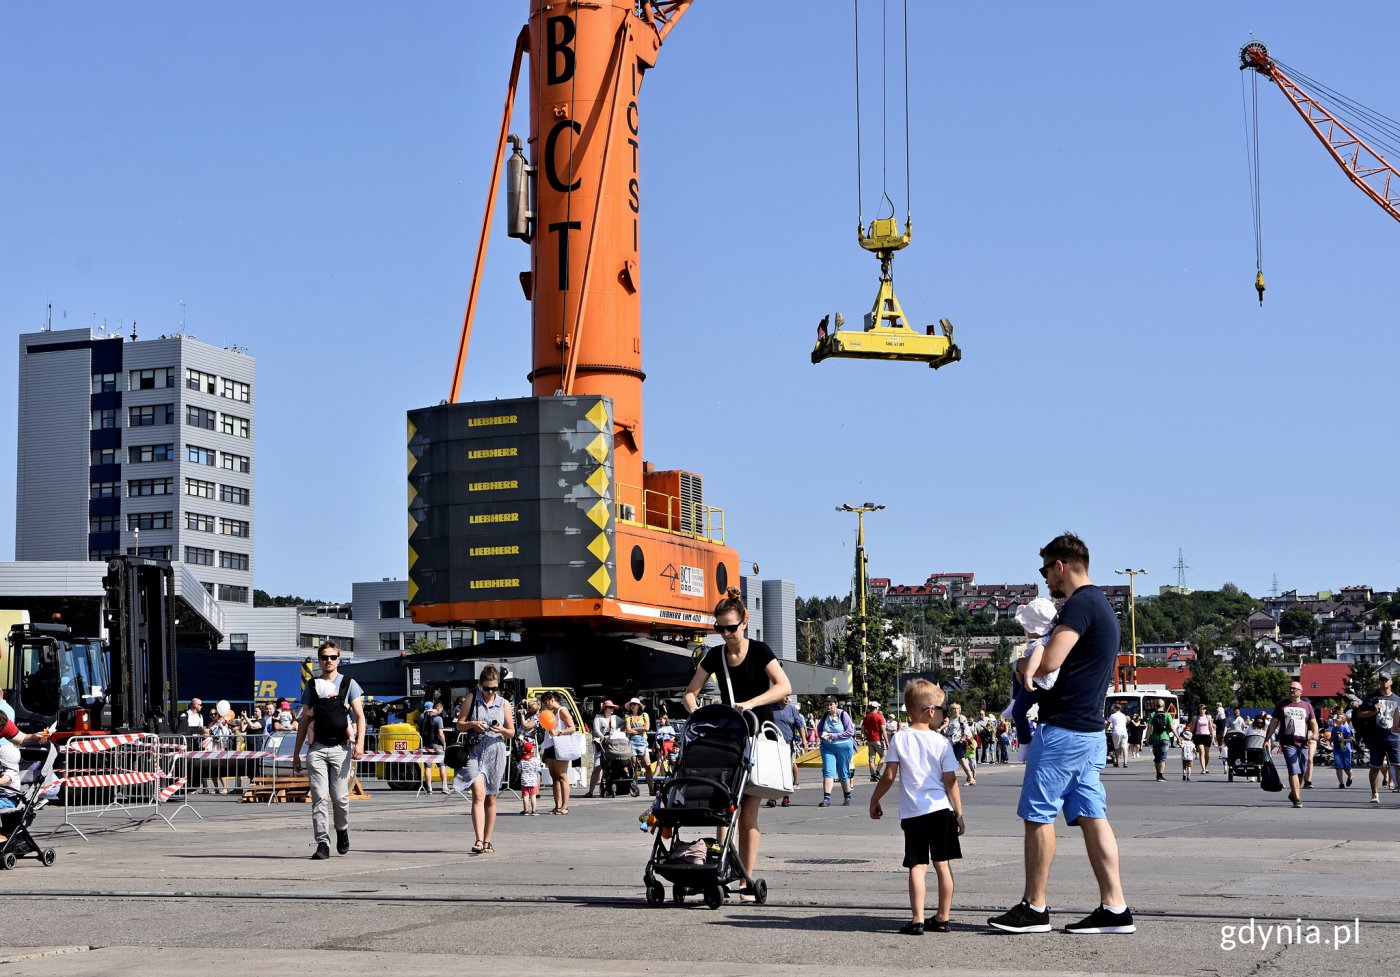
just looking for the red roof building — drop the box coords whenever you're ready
[1299,662,1350,700]
[1132,666,1191,693]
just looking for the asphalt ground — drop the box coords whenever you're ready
[4,757,1398,976]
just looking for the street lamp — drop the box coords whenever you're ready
[1114,568,1148,691]
[837,502,884,710]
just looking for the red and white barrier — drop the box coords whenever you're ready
[53,732,173,839]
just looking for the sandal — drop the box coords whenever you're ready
[481,842,494,854]
[470,839,486,854]
[558,807,569,815]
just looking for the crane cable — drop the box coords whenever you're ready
[1241,68,1265,305]
[853,0,912,227]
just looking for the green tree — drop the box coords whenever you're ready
[407,635,447,655]
[1382,621,1394,661]
[254,589,327,608]
[1236,667,1288,708]
[1279,607,1318,639]
[1183,652,1234,710]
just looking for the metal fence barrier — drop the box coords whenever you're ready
[53,732,174,839]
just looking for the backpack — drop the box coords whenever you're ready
[1150,711,1171,737]
[309,676,354,746]
[418,708,440,748]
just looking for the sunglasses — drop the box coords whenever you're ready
[319,655,339,661]
[715,623,742,635]
[1038,560,1059,580]
[481,685,498,691]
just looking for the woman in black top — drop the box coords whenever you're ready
[683,587,792,899]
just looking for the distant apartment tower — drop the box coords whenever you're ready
[16,327,256,604]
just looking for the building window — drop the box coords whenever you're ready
[128,477,173,497]
[185,368,217,394]
[219,551,249,571]
[128,511,172,531]
[129,404,174,426]
[218,584,249,603]
[90,482,119,499]
[219,378,251,403]
[127,545,172,559]
[219,517,250,538]
[186,511,215,532]
[219,413,250,438]
[91,373,117,394]
[219,452,250,473]
[229,633,249,652]
[129,367,175,390]
[201,581,215,595]
[379,600,406,619]
[89,548,118,562]
[91,447,117,466]
[184,546,214,566]
[186,405,216,430]
[185,478,215,499]
[90,515,118,533]
[129,443,176,463]
[92,408,117,430]
[379,632,402,652]
[219,484,250,505]
[186,444,216,466]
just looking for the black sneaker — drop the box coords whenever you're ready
[1303,781,1313,789]
[988,900,1051,933]
[336,829,350,854]
[898,921,924,936]
[1155,774,1165,782]
[1064,905,1136,935]
[310,843,330,861]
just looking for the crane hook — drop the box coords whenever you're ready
[1255,270,1266,306]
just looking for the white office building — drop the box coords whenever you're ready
[16,327,255,603]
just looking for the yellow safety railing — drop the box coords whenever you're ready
[615,482,726,545]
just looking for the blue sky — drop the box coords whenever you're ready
[2,2,1397,603]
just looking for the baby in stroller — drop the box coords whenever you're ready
[0,743,60,869]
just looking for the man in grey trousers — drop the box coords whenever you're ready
[291,640,366,859]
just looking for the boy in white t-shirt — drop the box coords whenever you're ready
[870,678,965,935]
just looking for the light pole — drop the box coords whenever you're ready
[837,502,884,710]
[1114,568,1148,691]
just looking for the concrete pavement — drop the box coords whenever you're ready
[4,759,1397,976]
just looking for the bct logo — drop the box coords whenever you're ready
[679,565,704,597]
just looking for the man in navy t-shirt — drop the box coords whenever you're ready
[989,533,1135,936]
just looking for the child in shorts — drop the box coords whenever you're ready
[869,678,964,935]
[1179,726,1195,782]
[518,739,543,815]
[1002,598,1060,761]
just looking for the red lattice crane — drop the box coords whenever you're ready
[1240,42,1400,303]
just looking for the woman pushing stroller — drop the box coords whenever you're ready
[683,587,792,902]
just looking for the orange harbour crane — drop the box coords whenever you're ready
[1239,41,1400,304]
[408,1,741,639]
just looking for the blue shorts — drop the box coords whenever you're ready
[1017,723,1107,825]
[629,733,649,756]
[1367,738,1400,769]
[1281,743,1308,777]
[821,740,854,780]
[1332,747,1352,771]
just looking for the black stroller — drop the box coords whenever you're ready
[0,745,59,869]
[642,705,766,909]
[600,731,639,797]
[1225,730,1267,782]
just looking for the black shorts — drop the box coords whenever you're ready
[902,810,962,867]
[542,746,556,761]
[951,742,967,761]
[1192,733,1212,748]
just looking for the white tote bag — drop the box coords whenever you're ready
[719,650,794,800]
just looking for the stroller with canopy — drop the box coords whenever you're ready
[600,731,639,797]
[1225,729,1268,782]
[0,744,59,869]
[642,705,766,909]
